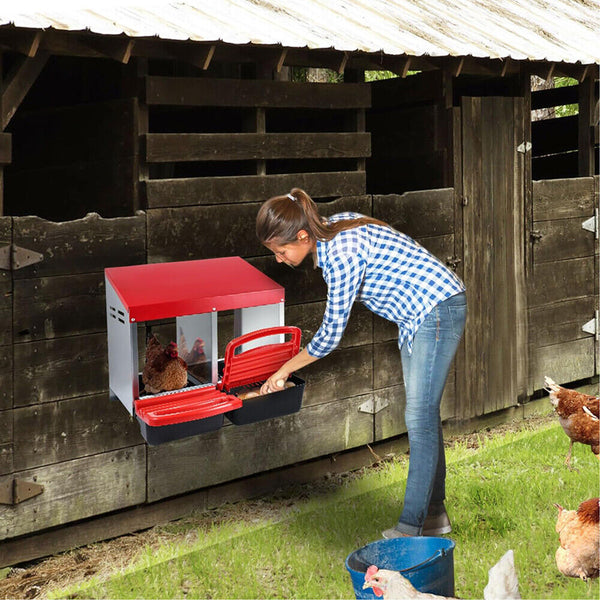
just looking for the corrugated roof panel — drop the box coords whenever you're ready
[0,0,598,64]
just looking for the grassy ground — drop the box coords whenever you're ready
[48,420,599,600]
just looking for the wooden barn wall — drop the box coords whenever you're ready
[528,176,599,392]
[0,67,596,560]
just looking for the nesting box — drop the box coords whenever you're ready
[105,256,304,444]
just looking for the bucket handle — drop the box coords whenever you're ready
[398,548,447,574]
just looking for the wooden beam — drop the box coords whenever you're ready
[83,35,134,63]
[501,57,512,77]
[276,48,287,73]
[338,51,349,74]
[452,57,465,77]
[1,51,49,130]
[0,29,43,57]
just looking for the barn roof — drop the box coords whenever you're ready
[1,0,599,66]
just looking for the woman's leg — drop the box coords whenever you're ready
[393,292,467,536]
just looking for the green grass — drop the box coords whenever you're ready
[52,422,599,599]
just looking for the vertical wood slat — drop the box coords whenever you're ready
[461,97,528,418]
[578,78,595,177]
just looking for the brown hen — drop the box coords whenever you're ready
[544,376,599,468]
[142,335,188,394]
[555,498,600,580]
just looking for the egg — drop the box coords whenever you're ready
[238,390,260,400]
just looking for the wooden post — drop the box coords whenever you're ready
[578,76,595,177]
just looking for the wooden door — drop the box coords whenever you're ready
[459,97,528,417]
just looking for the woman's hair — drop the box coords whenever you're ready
[256,187,391,245]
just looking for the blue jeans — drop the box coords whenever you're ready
[396,292,467,535]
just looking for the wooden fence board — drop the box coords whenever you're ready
[12,213,146,279]
[0,410,12,476]
[531,85,579,110]
[529,257,596,307]
[146,77,371,109]
[0,351,12,412]
[286,301,373,351]
[529,297,598,348]
[532,177,595,221]
[373,189,454,238]
[0,446,146,540]
[530,338,596,392]
[145,171,366,208]
[147,195,371,264]
[13,394,142,470]
[300,344,373,407]
[146,393,373,502]
[0,217,11,348]
[145,132,371,163]
[532,217,597,263]
[13,333,108,407]
[13,273,106,342]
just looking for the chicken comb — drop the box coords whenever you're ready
[365,565,379,581]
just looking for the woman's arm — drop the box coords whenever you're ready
[260,347,319,394]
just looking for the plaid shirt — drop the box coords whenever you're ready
[306,212,466,358]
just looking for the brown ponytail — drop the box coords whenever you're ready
[256,188,391,245]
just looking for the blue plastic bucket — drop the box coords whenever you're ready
[345,537,455,599]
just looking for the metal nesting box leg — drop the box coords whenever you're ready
[105,276,138,415]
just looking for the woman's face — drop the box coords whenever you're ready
[265,231,314,268]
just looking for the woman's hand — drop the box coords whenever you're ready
[260,368,290,395]
[259,347,319,395]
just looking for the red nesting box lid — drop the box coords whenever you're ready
[105,257,284,322]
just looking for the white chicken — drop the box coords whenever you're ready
[363,550,520,600]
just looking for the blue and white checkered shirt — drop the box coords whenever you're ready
[306,212,466,358]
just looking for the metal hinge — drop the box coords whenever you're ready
[517,141,532,153]
[530,230,544,243]
[0,244,44,271]
[445,256,462,271]
[358,398,390,415]
[581,209,598,239]
[582,310,599,341]
[0,479,44,505]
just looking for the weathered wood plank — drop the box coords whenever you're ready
[145,132,371,163]
[529,257,596,307]
[0,409,12,475]
[0,350,12,412]
[145,171,366,208]
[0,217,11,348]
[148,195,371,264]
[146,77,371,108]
[373,189,454,238]
[0,446,146,540]
[13,333,108,407]
[532,177,595,221]
[12,213,146,279]
[146,393,374,502]
[529,337,596,392]
[531,84,578,110]
[529,297,597,348]
[532,216,597,263]
[0,133,11,165]
[286,301,373,350]
[13,393,142,470]
[300,344,373,407]
[13,273,106,342]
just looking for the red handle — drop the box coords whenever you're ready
[220,326,301,391]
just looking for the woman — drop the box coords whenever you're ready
[256,188,467,538]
